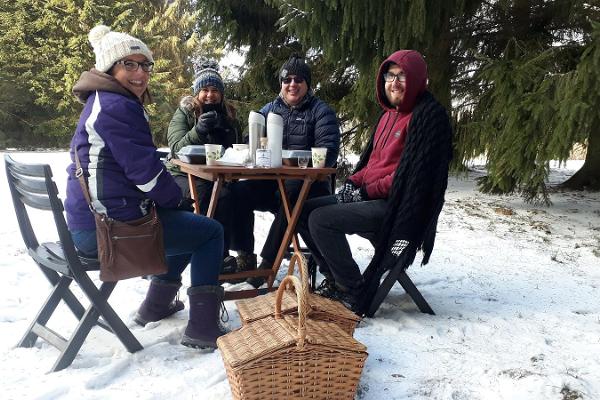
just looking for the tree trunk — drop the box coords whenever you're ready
[562,119,600,190]
[425,12,452,111]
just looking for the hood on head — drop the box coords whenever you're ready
[376,50,428,112]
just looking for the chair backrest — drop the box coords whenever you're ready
[4,154,84,276]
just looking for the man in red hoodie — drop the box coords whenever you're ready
[299,50,453,313]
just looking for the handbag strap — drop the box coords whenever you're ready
[73,150,97,212]
[73,150,155,217]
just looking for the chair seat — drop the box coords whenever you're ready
[43,242,100,271]
[30,242,100,276]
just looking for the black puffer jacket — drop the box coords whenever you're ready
[259,93,340,167]
[358,91,453,313]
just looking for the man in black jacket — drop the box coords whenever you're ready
[300,50,453,313]
[229,55,340,287]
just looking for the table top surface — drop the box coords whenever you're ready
[172,159,336,179]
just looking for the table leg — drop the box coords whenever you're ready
[276,179,301,252]
[268,177,314,287]
[206,176,224,218]
[187,174,200,214]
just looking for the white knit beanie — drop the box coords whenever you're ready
[88,25,154,73]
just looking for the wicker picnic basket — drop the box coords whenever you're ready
[218,275,368,400]
[235,253,361,335]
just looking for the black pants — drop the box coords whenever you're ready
[173,174,233,254]
[228,179,331,263]
[299,196,388,290]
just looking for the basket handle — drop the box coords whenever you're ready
[275,275,307,348]
[284,252,309,293]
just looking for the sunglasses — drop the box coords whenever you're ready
[282,77,305,84]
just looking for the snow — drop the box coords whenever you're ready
[1,151,599,400]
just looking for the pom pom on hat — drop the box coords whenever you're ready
[192,59,225,95]
[88,24,154,73]
[280,54,311,88]
[88,25,111,48]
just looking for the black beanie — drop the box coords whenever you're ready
[279,55,311,88]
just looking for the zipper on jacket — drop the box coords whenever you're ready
[112,234,153,240]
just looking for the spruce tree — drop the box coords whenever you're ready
[0,0,203,147]
[203,0,599,202]
[456,1,600,202]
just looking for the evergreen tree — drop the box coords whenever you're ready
[455,1,600,202]
[203,0,599,202]
[0,0,203,147]
[197,0,355,153]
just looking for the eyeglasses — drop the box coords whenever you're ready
[282,77,305,85]
[114,60,154,72]
[383,72,406,83]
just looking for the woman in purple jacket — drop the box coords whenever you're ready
[65,25,226,349]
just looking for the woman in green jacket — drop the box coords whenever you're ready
[166,61,241,272]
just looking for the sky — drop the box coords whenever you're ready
[1,152,599,400]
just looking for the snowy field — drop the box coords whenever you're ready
[1,151,598,400]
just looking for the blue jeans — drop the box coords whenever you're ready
[70,208,223,286]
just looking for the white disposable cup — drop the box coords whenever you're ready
[311,147,327,168]
[233,144,249,152]
[205,144,222,165]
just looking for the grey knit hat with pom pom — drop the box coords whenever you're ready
[192,59,224,95]
[88,25,153,73]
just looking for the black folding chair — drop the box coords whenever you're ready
[361,209,445,318]
[364,257,435,317]
[4,154,143,372]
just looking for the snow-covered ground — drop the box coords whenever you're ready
[1,152,598,400]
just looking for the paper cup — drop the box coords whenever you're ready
[232,143,249,152]
[311,147,327,168]
[205,144,222,165]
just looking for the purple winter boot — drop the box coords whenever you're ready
[134,279,185,327]
[181,285,228,349]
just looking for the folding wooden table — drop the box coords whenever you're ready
[172,160,335,300]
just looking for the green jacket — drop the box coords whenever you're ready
[166,97,242,175]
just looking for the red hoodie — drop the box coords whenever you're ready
[349,50,428,199]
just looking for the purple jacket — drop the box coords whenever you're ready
[65,70,182,230]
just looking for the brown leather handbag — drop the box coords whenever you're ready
[75,152,168,282]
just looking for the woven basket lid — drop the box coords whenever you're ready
[236,289,361,323]
[236,251,361,324]
[217,315,367,368]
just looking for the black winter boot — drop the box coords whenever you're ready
[181,285,228,349]
[235,252,257,272]
[246,258,272,288]
[134,279,185,327]
[316,281,364,314]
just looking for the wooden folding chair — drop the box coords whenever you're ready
[4,154,143,372]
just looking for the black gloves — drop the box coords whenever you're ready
[176,197,195,212]
[336,180,369,203]
[336,180,357,203]
[349,186,368,202]
[195,111,218,136]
